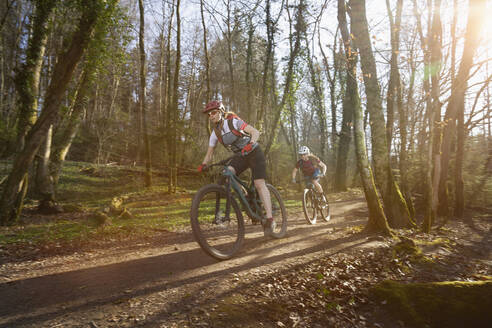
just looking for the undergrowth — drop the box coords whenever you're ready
[0,161,301,251]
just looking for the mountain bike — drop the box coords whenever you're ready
[301,179,330,225]
[190,155,288,260]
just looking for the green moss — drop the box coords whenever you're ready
[417,237,453,249]
[348,224,365,233]
[371,280,492,327]
[392,237,433,267]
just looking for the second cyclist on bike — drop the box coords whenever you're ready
[197,100,275,236]
[291,146,328,204]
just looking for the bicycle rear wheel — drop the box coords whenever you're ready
[267,184,287,238]
[302,188,317,224]
[190,184,245,260]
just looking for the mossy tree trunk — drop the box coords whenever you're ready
[50,70,89,190]
[349,0,414,229]
[338,0,391,236]
[0,0,108,225]
[371,280,492,328]
[11,0,55,220]
[35,125,56,212]
[14,0,55,151]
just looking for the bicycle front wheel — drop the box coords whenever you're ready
[318,195,331,222]
[190,184,245,260]
[302,188,317,224]
[268,184,287,238]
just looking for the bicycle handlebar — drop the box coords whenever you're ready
[206,154,241,169]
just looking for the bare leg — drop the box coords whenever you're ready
[254,178,272,218]
[313,180,324,194]
[227,166,236,175]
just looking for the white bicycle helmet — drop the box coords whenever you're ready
[298,146,310,155]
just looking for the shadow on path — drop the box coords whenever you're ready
[0,230,367,327]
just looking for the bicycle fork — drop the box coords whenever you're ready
[214,172,233,225]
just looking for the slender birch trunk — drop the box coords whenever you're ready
[349,0,414,229]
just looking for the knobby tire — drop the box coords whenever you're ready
[302,188,317,224]
[190,184,245,260]
[267,184,288,238]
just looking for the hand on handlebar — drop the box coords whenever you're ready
[241,143,253,156]
[197,163,208,172]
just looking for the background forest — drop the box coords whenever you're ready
[0,0,491,230]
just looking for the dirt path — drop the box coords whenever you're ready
[0,198,374,327]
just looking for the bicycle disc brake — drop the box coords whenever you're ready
[213,211,231,225]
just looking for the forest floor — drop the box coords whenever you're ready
[0,190,491,328]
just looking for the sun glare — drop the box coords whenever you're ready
[482,4,492,50]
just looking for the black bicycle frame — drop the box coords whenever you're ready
[221,166,264,223]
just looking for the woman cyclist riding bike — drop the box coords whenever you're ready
[292,146,328,202]
[197,100,275,236]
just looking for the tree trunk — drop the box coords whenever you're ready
[287,100,298,162]
[387,0,415,217]
[263,0,304,156]
[165,0,174,186]
[319,31,339,155]
[305,31,328,160]
[384,0,400,154]
[15,0,55,151]
[35,125,59,213]
[257,0,280,130]
[338,0,391,236]
[454,100,465,219]
[349,0,414,229]
[245,17,255,123]
[438,0,486,219]
[0,0,107,225]
[169,0,181,193]
[200,0,210,102]
[138,0,152,187]
[412,0,435,232]
[224,0,236,111]
[50,70,90,190]
[335,90,353,192]
[428,0,444,224]
[438,0,486,220]
[199,0,211,135]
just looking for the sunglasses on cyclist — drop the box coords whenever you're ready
[207,110,220,117]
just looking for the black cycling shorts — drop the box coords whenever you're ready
[229,146,267,180]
